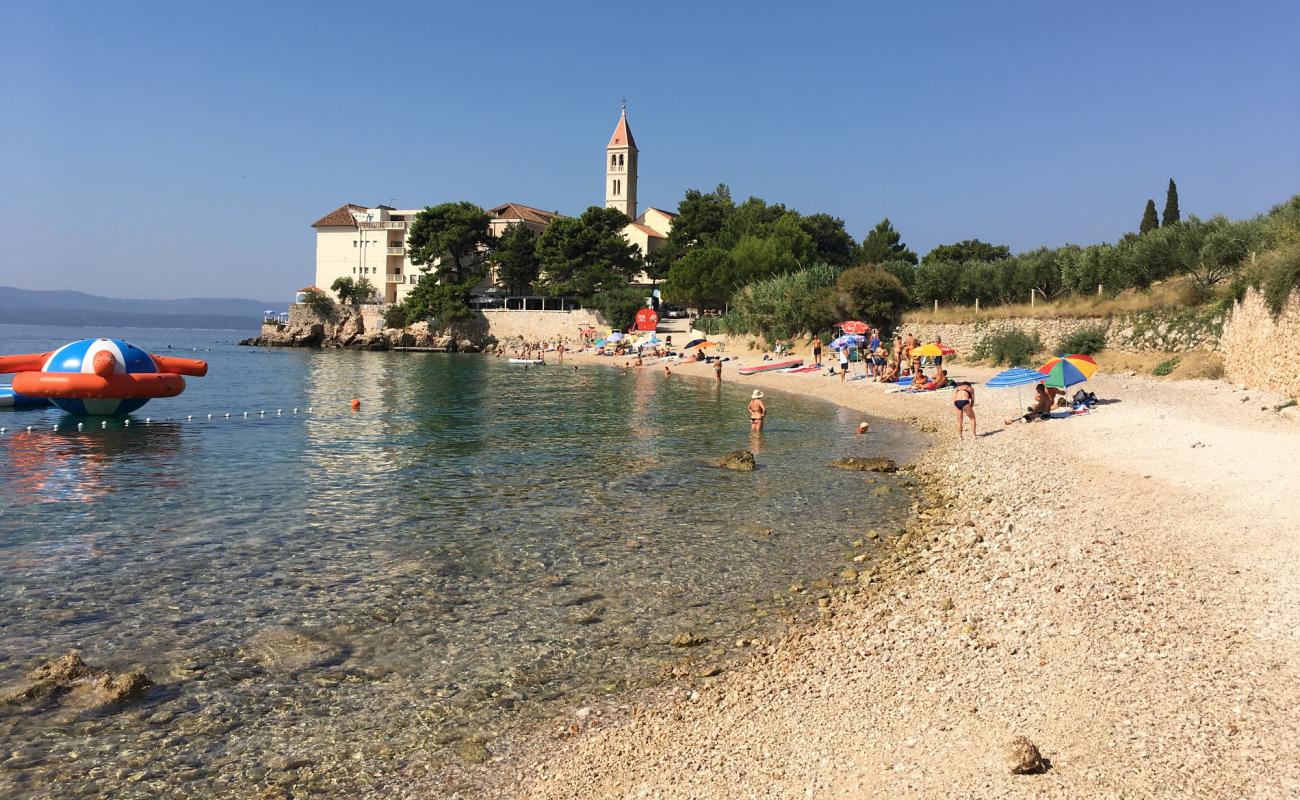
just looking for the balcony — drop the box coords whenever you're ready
[359,220,406,231]
[387,247,406,256]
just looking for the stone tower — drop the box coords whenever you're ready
[605,105,638,220]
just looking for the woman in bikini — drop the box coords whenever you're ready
[953,381,976,440]
[748,390,767,433]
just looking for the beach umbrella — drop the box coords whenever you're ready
[837,320,870,334]
[594,339,606,347]
[985,368,1047,388]
[1039,354,1097,388]
[686,340,716,350]
[607,332,624,342]
[829,334,864,350]
[682,338,706,349]
[909,343,944,358]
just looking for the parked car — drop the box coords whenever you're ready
[662,305,689,318]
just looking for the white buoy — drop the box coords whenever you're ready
[207,414,212,420]
[293,408,298,414]
[77,422,84,431]
[26,426,32,433]
[187,415,193,421]
[101,420,108,429]
[225,412,230,419]
[277,409,282,416]
[1,428,6,434]
[124,420,130,427]
[145,417,151,424]
[243,411,248,418]
[260,410,265,416]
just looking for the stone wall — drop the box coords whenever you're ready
[480,309,604,343]
[908,307,1225,359]
[1220,288,1300,399]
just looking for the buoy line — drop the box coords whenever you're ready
[0,406,324,435]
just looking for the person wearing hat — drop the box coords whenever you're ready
[748,390,767,433]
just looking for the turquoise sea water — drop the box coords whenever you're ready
[0,324,922,798]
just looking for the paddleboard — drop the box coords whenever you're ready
[738,358,803,376]
[508,358,544,365]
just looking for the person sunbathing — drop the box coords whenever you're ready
[1006,383,1053,425]
[924,368,949,390]
[880,360,899,383]
[911,368,929,389]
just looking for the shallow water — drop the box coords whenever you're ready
[0,324,922,798]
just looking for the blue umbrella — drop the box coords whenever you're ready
[985,368,1046,388]
[829,334,864,350]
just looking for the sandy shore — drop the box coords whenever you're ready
[436,349,1300,799]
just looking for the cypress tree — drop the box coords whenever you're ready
[1162,178,1180,227]
[1140,199,1159,234]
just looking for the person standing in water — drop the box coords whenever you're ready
[714,358,723,382]
[748,390,767,432]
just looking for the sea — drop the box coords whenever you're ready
[0,323,923,798]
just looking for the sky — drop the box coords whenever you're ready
[1,1,1298,301]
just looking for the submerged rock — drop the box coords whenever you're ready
[830,457,898,473]
[717,450,756,471]
[244,627,346,674]
[2,651,153,712]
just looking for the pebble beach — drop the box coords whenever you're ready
[424,349,1300,799]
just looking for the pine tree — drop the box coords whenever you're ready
[1162,179,1180,227]
[1140,199,1159,234]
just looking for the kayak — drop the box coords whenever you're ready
[508,358,544,365]
[738,358,803,375]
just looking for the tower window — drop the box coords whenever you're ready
[618,154,624,167]
[611,154,617,167]
[613,179,621,196]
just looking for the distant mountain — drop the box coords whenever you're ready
[0,287,287,331]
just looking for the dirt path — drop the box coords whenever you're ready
[450,352,1300,799]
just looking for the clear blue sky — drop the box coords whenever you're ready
[2,0,1297,300]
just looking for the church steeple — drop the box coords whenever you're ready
[605,105,638,220]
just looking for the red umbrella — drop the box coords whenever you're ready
[837,320,870,334]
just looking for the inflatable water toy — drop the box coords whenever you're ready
[0,384,51,409]
[0,338,208,415]
[738,358,803,376]
[508,358,545,365]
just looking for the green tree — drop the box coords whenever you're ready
[1140,199,1160,234]
[492,223,541,293]
[799,212,858,267]
[878,259,918,295]
[329,276,376,305]
[594,286,650,331]
[407,202,493,284]
[536,206,642,297]
[727,264,839,341]
[912,260,965,305]
[859,218,918,265]
[400,274,474,328]
[657,184,735,266]
[663,246,736,309]
[1162,179,1180,227]
[830,266,910,330]
[923,239,1011,264]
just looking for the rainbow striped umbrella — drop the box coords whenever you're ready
[1039,354,1097,388]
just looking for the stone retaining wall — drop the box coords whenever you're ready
[1220,288,1300,399]
[907,307,1225,358]
[480,309,604,343]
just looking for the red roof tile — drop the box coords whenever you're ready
[311,203,366,228]
[607,111,637,150]
[488,202,562,226]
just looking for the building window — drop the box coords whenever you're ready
[610,154,617,168]
[613,179,621,196]
[618,154,624,167]
[353,240,357,247]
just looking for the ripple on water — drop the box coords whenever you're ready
[0,332,923,798]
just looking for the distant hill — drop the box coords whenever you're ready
[0,286,287,331]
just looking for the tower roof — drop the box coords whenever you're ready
[607,108,637,150]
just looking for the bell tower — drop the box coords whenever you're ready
[605,104,638,220]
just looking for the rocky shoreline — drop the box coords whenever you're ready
[240,309,496,353]
[385,349,1300,799]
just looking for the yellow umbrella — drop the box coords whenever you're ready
[910,343,944,358]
